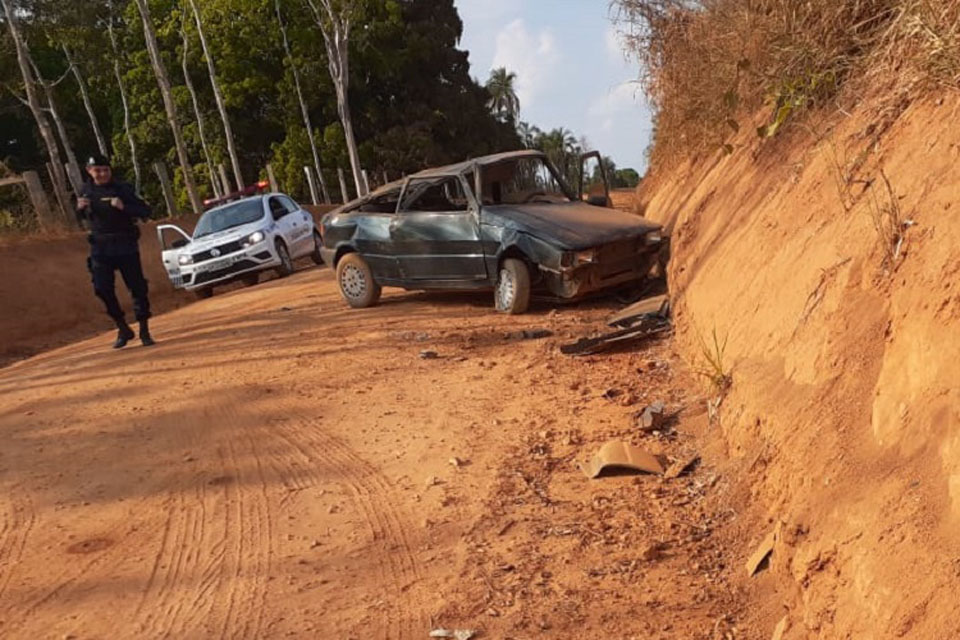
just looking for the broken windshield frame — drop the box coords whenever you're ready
[478,156,575,206]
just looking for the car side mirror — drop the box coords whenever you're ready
[586,195,610,208]
[172,239,189,248]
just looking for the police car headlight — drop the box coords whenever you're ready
[243,230,265,247]
[178,254,193,265]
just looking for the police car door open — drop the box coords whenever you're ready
[157,224,192,287]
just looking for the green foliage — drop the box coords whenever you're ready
[696,325,732,395]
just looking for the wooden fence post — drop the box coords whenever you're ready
[218,164,231,196]
[361,169,371,196]
[154,161,178,217]
[303,166,320,205]
[46,162,70,223]
[337,167,349,204]
[22,171,55,228]
[266,163,279,192]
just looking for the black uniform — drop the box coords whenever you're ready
[76,180,152,323]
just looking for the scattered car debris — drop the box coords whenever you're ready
[419,350,439,360]
[607,294,670,328]
[506,328,553,340]
[746,524,780,576]
[429,629,477,640]
[580,440,665,478]
[601,388,623,401]
[771,616,789,640]
[636,401,666,432]
[560,313,671,356]
[664,454,700,479]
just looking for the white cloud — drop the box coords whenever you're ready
[585,82,653,171]
[604,25,627,64]
[490,19,561,111]
[587,82,645,133]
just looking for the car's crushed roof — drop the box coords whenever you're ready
[360,149,547,201]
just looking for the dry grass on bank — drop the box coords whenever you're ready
[612,0,960,165]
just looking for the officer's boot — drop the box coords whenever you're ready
[139,319,156,347]
[113,318,135,349]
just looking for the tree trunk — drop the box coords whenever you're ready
[187,0,243,191]
[1,0,72,222]
[64,46,109,157]
[275,0,329,203]
[33,65,84,195]
[133,0,203,214]
[181,20,222,198]
[306,0,366,197]
[107,4,142,191]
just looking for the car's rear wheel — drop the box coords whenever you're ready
[336,253,381,308]
[310,230,324,265]
[195,287,213,300]
[275,239,293,277]
[495,258,531,314]
[241,272,259,287]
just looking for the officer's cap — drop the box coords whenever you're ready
[86,154,111,167]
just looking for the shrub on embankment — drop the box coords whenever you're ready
[613,0,960,167]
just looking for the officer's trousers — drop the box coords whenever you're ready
[88,252,151,322]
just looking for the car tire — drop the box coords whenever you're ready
[242,272,259,287]
[275,239,293,278]
[195,287,213,300]
[495,258,531,314]
[336,253,381,308]
[310,230,324,265]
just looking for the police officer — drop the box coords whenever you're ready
[76,154,156,348]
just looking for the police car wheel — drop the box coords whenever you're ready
[310,230,324,265]
[336,253,381,308]
[275,240,293,277]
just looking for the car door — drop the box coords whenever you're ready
[268,196,297,249]
[390,175,487,282]
[279,195,313,256]
[156,224,192,287]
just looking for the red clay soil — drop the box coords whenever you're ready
[641,94,960,638]
[0,267,773,639]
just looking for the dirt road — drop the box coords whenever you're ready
[0,267,759,639]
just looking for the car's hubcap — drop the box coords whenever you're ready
[341,264,366,298]
[497,269,515,309]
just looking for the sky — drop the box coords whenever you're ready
[453,0,654,174]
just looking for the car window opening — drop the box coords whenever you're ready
[401,177,470,213]
[481,157,571,205]
[194,199,264,238]
[352,187,401,213]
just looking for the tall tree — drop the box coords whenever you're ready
[106,0,142,191]
[62,45,109,156]
[486,67,519,121]
[276,0,328,202]
[180,10,221,198]
[304,0,365,197]
[30,60,84,193]
[132,0,203,213]
[186,0,243,190]
[1,0,72,221]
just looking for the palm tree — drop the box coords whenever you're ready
[486,67,520,121]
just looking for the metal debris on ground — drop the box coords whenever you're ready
[746,523,781,576]
[607,294,670,328]
[636,401,666,432]
[419,350,439,359]
[665,454,700,479]
[560,313,671,356]
[580,440,666,479]
[429,629,478,639]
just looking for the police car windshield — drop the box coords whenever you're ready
[194,199,264,238]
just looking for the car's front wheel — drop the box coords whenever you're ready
[310,230,324,265]
[275,239,293,277]
[495,258,531,314]
[336,253,381,308]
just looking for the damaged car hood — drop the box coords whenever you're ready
[482,201,660,250]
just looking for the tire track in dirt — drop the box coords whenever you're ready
[271,415,425,640]
[0,493,35,612]
[134,401,275,639]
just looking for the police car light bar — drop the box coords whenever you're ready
[202,180,271,210]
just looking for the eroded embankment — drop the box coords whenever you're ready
[641,96,960,638]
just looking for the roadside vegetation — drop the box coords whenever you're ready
[612,0,960,166]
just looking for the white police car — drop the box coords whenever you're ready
[157,186,322,298]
